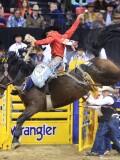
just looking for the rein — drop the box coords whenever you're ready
[0,63,13,89]
[66,63,102,90]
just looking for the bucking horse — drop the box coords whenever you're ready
[0,52,120,148]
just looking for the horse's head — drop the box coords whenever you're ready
[0,53,34,98]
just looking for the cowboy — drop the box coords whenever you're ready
[16,14,84,93]
[87,86,120,156]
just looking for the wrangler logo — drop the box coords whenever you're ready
[11,124,57,141]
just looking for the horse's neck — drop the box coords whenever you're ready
[8,59,34,86]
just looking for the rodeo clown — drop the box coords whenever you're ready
[86,86,120,157]
[16,13,84,93]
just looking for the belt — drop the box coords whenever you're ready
[52,54,63,58]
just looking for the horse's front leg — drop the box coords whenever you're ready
[12,106,40,148]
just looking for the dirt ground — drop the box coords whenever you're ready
[0,144,120,160]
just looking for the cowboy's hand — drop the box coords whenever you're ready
[31,41,35,47]
[24,34,36,43]
[24,55,30,62]
[77,14,84,20]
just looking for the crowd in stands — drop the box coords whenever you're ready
[0,0,119,69]
[0,0,120,29]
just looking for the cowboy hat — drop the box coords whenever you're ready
[107,2,116,8]
[42,26,60,38]
[13,33,24,39]
[101,86,114,93]
[37,45,46,51]
[86,2,95,8]
[32,4,40,11]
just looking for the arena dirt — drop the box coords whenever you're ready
[0,144,120,160]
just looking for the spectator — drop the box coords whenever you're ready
[115,0,120,13]
[113,0,120,8]
[75,3,87,15]
[70,47,95,62]
[30,46,46,65]
[9,34,27,57]
[26,5,45,28]
[91,13,105,29]
[0,7,6,27]
[114,88,120,102]
[7,8,26,27]
[84,2,97,29]
[94,0,107,12]
[20,0,32,19]
[103,2,115,26]
[63,41,78,68]
[50,2,66,29]
[112,13,120,24]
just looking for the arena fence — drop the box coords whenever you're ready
[0,85,73,150]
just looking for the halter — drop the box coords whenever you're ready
[0,63,13,89]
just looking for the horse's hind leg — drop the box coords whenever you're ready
[12,105,41,148]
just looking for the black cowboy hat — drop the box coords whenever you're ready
[38,45,46,51]
[42,26,60,38]
[13,33,24,39]
[86,2,95,8]
[107,2,116,8]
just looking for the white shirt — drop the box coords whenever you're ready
[106,12,112,26]
[99,48,107,59]
[88,95,114,106]
[70,51,95,63]
[9,42,27,57]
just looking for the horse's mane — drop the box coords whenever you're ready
[7,53,34,76]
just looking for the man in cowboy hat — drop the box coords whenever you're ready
[84,2,97,29]
[9,33,27,57]
[87,86,120,156]
[16,13,84,93]
[103,2,115,26]
[26,4,45,28]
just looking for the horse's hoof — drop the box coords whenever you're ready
[12,142,21,149]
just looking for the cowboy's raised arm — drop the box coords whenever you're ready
[63,14,84,39]
[34,37,54,46]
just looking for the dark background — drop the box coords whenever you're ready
[0,27,120,65]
